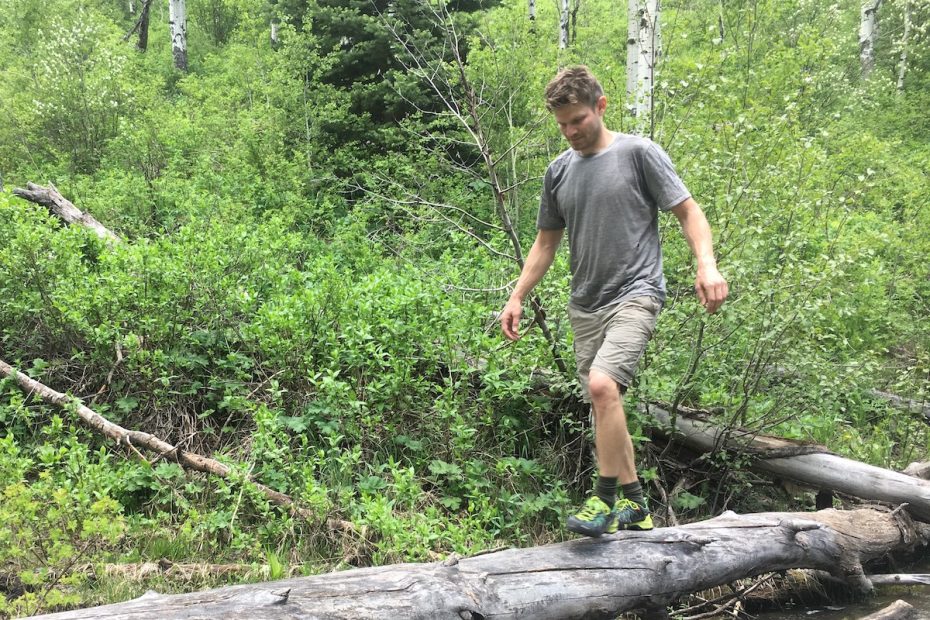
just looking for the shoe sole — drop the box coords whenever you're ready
[566,516,615,538]
[608,515,654,534]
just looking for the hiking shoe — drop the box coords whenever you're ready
[607,498,654,533]
[566,496,617,537]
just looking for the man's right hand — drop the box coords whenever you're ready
[500,297,523,341]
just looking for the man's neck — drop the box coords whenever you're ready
[579,129,615,156]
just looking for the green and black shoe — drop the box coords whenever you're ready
[607,498,654,533]
[566,496,618,538]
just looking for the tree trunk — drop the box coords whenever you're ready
[169,0,188,71]
[859,0,884,79]
[528,0,535,24]
[897,0,911,92]
[270,18,280,47]
[570,0,580,46]
[137,0,152,52]
[636,0,660,136]
[12,182,120,243]
[645,404,930,522]
[559,0,569,49]
[626,0,641,119]
[30,508,929,619]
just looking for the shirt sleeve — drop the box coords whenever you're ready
[642,142,691,211]
[536,165,566,229]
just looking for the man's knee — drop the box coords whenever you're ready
[588,370,620,403]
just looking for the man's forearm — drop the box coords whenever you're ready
[510,231,563,302]
[671,197,728,313]
[672,198,717,268]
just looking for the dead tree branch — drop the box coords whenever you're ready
[12,182,120,243]
[0,358,352,531]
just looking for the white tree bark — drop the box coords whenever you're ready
[270,18,280,47]
[626,0,641,118]
[897,0,911,92]
[169,0,188,71]
[626,0,660,134]
[636,0,660,134]
[528,0,535,23]
[559,0,570,48]
[859,0,884,78]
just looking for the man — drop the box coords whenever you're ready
[500,66,728,537]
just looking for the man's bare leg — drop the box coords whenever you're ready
[566,368,653,536]
[588,368,637,483]
[578,368,654,532]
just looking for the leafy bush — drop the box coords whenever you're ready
[0,427,125,617]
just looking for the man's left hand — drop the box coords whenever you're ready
[695,266,728,314]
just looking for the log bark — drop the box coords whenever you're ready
[870,388,930,424]
[860,599,920,620]
[645,404,930,522]
[0,358,352,532]
[904,462,930,480]
[92,561,271,581]
[13,183,120,242]
[29,508,928,619]
[868,575,930,586]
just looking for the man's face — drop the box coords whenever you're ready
[553,97,607,155]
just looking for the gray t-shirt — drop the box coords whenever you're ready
[537,133,690,311]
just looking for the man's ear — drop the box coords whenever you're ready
[596,95,608,114]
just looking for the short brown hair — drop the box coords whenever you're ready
[544,65,604,111]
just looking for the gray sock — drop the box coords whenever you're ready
[595,476,618,507]
[621,481,645,506]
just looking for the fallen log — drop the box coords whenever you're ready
[868,390,930,425]
[12,182,120,243]
[859,599,921,620]
[904,462,930,480]
[869,575,930,586]
[645,404,930,522]
[93,560,265,581]
[28,508,930,619]
[765,366,930,426]
[0,358,351,532]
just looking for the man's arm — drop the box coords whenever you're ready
[669,197,728,314]
[500,228,565,340]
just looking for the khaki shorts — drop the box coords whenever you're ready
[569,296,662,400]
